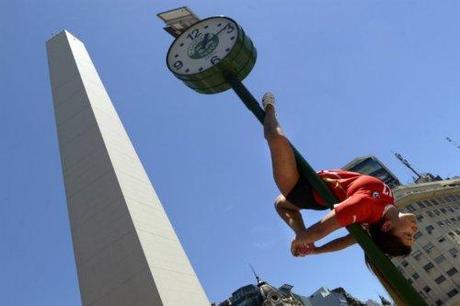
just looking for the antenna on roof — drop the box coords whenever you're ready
[394,152,422,179]
[394,152,442,183]
[249,264,261,284]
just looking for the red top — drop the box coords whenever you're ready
[313,170,395,226]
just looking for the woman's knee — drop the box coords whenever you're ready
[274,194,299,211]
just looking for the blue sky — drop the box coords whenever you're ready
[1,1,459,305]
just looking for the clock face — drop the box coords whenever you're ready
[167,17,239,76]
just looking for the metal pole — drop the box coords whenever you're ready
[226,75,427,306]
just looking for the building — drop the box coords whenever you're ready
[217,281,306,306]
[342,155,401,188]
[307,287,348,306]
[47,31,209,305]
[392,178,460,306]
[215,280,384,306]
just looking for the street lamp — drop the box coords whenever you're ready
[157,8,427,306]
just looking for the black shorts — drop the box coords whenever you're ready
[286,176,329,211]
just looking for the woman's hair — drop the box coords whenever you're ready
[368,220,411,257]
[365,256,408,306]
[365,220,413,305]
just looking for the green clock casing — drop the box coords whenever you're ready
[166,16,257,94]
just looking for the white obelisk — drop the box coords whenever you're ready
[46,30,209,306]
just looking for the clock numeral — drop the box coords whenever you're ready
[224,23,235,33]
[173,60,183,70]
[187,29,201,40]
[210,56,221,65]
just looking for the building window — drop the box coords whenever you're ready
[413,251,422,261]
[425,225,434,234]
[435,300,443,306]
[412,272,420,280]
[401,260,408,267]
[414,231,422,239]
[423,262,434,272]
[423,200,432,207]
[435,275,446,284]
[406,204,416,212]
[423,242,434,253]
[423,286,431,293]
[434,209,441,216]
[447,289,458,298]
[449,248,458,258]
[447,267,458,276]
[427,211,434,217]
[440,208,447,214]
[417,201,426,208]
[434,254,446,264]
[417,215,424,221]
[438,237,446,243]
[431,199,439,205]
[448,232,456,238]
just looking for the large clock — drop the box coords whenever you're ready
[166,16,257,94]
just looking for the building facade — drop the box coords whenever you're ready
[392,179,460,306]
[47,30,209,305]
[342,156,401,188]
[215,282,384,306]
[217,281,306,306]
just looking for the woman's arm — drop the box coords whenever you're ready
[295,209,342,244]
[314,233,357,254]
[292,209,343,256]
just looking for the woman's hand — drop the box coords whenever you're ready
[291,239,316,257]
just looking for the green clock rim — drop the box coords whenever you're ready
[183,45,257,94]
[185,57,256,94]
[165,16,243,78]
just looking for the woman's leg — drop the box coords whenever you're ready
[275,195,317,257]
[274,194,307,234]
[263,101,299,196]
[263,93,316,256]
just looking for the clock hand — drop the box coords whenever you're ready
[215,23,232,36]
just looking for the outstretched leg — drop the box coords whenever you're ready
[263,93,316,256]
[263,93,299,196]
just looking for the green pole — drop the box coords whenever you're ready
[226,74,427,306]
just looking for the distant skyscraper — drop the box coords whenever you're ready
[343,155,401,188]
[392,178,460,306]
[47,30,209,306]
